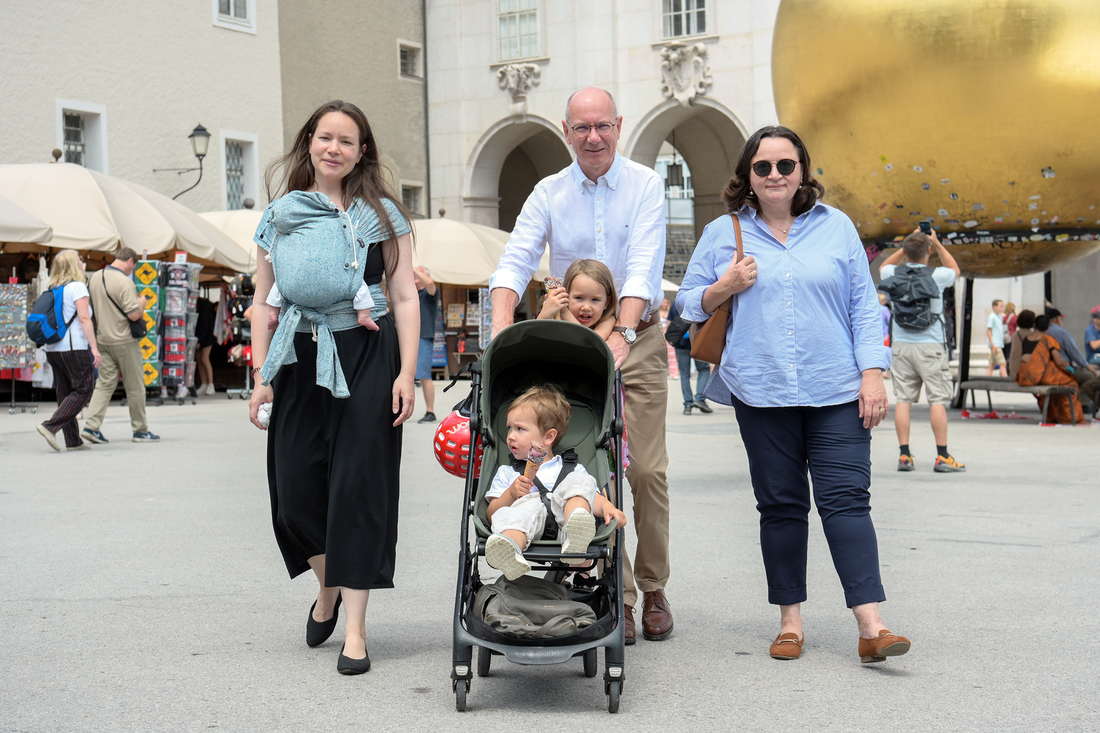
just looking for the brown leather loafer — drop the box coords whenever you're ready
[858,629,911,663]
[769,632,804,660]
[623,605,636,645]
[641,589,674,640]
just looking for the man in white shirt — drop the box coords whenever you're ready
[489,87,672,644]
[879,230,964,473]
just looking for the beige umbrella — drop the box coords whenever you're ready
[0,194,53,245]
[198,209,262,274]
[411,218,550,286]
[0,163,250,272]
[0,163,123,251]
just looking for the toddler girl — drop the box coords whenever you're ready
[538,259,617,339]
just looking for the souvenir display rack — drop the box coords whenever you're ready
[127,259,202,407]
[0,283,37,413]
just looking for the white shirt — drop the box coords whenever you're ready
[44,281,92,353]
[485,454,591,500]
[987,312,1005,347]
[489,154,667,318]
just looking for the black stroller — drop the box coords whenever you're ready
[450,319,627,712]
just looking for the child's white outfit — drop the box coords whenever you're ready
[486,455,598,547]
[267,279,374,313]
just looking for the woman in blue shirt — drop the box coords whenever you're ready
[248,101,420,675]
[677,126,909,664]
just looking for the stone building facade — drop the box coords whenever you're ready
[0,0,285,214]
[425,0,784,278]
[0,0,429,217]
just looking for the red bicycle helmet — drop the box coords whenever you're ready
[434,410,483,478]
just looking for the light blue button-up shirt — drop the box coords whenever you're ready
[489,153,667,318]
[676,203,890,408]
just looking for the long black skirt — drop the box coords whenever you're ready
[267,314,402,589]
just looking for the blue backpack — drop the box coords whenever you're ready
[26,286,77,347]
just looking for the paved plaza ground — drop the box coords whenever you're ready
[2,381,1098,732]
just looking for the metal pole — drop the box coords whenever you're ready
[172,157,204,201]
[952,276,974,409]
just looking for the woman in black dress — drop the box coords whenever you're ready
[248,101,419,675]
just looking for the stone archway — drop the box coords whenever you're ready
[625,99,748,280]
[464,117,572,230]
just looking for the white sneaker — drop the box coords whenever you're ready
[561,508,596,564]
[485,534,531,580]
[205,383,216,395]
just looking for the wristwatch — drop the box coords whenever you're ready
[612,326,637,345]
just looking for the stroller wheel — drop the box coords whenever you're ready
[583,649,597,678]
[455,678,469,712]
[477,646,492,677]
[606,679,621,713]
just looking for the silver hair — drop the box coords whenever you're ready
[564,88,618,124]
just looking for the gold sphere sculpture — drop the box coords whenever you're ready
[772,0,1100,277]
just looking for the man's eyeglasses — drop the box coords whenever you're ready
[751,159,799,177]
[569,122,617,137]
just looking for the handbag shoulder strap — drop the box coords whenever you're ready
[99,269,131,318]
[730,212,744,264]
[715,213,744,314]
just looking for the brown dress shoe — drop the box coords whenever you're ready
[641,589,674,640]
[858,629,911,663]
[623,605,636,645]
[769,632,804,660]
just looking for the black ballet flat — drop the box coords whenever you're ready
[337,643,371,675]
[305,594,342,648]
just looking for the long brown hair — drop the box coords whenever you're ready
[722,125,824,217]
[263,100,413,273]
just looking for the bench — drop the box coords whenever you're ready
[958,378,1079,423]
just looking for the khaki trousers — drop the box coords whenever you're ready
[618,324,671,608]
[85,340,149,434]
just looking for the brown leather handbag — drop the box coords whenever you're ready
[689,213,743,364]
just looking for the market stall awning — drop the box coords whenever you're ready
[0,194,53,245]
[0,163,251,272]
[411,218,550,287]
[198,209,261,275]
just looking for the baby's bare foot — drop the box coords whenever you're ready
[358,312,380,331]
[268,314,279,331]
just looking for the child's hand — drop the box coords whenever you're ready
[509,475,534,500]
[603,506,628,528]
[538,288,569,319]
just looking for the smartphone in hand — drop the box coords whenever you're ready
[919,221,933,235]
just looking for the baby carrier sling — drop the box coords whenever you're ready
[513,449,580,541]
[258,191,380,397]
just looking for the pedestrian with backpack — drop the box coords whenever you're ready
[878,229,964,473]
[33,250,101,452]
[665,302,712,414]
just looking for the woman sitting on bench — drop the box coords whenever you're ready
[1014,311,1085,424]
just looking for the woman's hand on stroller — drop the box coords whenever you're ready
[538,288,569,319]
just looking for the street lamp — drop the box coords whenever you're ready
[153,124,212,200]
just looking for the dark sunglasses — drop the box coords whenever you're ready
[751,159,798,177]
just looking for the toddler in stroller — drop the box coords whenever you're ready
[485,385,627,580]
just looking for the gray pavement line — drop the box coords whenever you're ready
[927,538,1043,547]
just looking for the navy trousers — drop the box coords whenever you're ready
[731,396,886,608]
